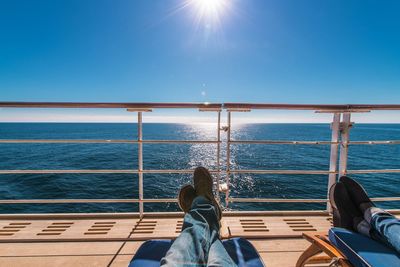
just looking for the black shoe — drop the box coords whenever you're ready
[178,184,197,213]
[340,176,374,213]
[193,166,222,220]
[329,182,362,230]
[353,216,364,231]
[329,183,342,228]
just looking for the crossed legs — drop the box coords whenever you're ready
[160,167,237,267]
[330,176,400,254]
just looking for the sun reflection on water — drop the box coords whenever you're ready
[184,122,256,204]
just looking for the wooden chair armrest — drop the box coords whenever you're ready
[302,232,345,259]
[297,232,352,267]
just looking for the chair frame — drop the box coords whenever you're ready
[296,232,353,267]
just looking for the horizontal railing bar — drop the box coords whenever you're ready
[0,102,222,109]
[2,197,398,204]
[0,170,139,174]
[230,140,335,145]
[347,169,400,174]
[229,170,334,174]
[0,169,220,174]
[1,139,397,145]
[0,199,178,204]
[0,199,139,204]
[142,169,219,174]
[3,139,398,145]
[0,139,220,144]
[224,103,400,111]
[228,198,328,203]
[370,197,400,202]
[3,169,398,175]
[142,198,178,203]
[1,102,399,110]
[142,140,220,144]
[349,140,400,145]
[228,197,400,203]
[0,139,138,144]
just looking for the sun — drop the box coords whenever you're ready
[192,0,228,15]
[187,0,230,23]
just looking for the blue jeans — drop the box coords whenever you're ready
[160,196,237,267]
[367,208,400,254]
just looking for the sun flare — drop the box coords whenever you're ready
[192,0,228,15]
[186,0,230,23]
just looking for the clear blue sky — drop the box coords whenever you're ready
[1,0,399,122]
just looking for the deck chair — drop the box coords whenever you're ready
[129,237,265,267]
[296,227,400,267]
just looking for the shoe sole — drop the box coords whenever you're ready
[332,182,361,230]
[340,176,372,206]
[328,183,342,227]
[178,184,195,213]
[328,183,338,210]
[193,167,222,219]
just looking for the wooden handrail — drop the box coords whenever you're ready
[224,103,400,110]
[0,102,222,109]
[0,102,399,110]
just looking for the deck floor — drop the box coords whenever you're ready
[7,213,398,267]
[0,213,333,239]
[0,238,328,267]
[0,212,341,267]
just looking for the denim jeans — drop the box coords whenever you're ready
[367,208,400,254]
[160,196,237,267]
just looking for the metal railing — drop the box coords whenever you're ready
[224,104,400,211]
[0,102,400,215]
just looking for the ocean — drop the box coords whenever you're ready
[0,123,399,213]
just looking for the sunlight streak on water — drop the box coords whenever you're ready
[186,123,257,201]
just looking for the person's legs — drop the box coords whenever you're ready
[207,239,237,267]
[364,207,400,254]
[340,176,400,253]
[161,167,236,267]
[160,196,218,266]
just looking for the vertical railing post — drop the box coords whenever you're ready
[327,113,341,212]
[216,110,221,202]
[338,113,352,177]
[138,112,144,217]
[225,111,231,207]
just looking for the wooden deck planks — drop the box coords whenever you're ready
[0,242,123,256]
[225,216,332,238]
[250,239,330,267]
[0,216,333,241]
[0,255,114,267]
[0,242,124,267]
[0,214,336,266]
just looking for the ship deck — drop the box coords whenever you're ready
[2,211,398,267]
[1,102,400,266]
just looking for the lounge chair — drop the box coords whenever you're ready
[296,227,400,267]
[129,237,265,267]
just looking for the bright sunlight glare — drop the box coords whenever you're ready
[187,0,230,22]
[193,0,228,14]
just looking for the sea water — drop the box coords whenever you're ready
[0,123,399,213]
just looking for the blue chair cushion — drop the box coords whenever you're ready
[129,237,264,267]
[329,227,400,267]
[129,239,174,267]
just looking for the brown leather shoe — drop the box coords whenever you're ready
[193,166,222,220]
[178,184,197,213]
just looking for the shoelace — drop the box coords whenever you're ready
[329,257,340,267]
